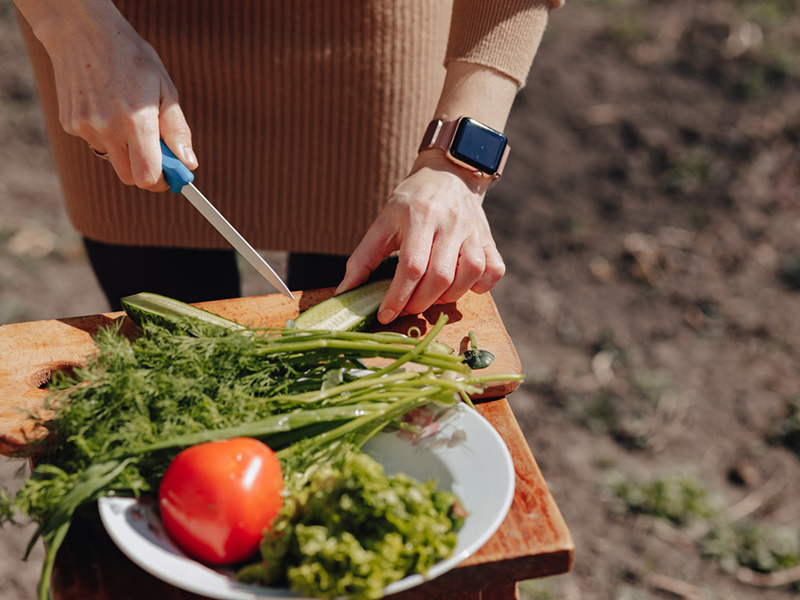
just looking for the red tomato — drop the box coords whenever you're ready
[158,437,284,565]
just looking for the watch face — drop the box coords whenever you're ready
[450,118,507,175]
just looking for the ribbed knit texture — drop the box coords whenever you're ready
[18,0,552,255]
[447,0,551,85]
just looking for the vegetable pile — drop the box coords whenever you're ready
[239,450,466,599]
[0,291,521,600]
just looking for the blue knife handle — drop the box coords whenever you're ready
[160,140,194,193]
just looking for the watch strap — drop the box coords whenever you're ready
[417,119,459,154]
[497,143,511,177]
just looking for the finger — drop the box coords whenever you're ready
[86,139,109,159]
[127,106,169,192]
[401,234,460,315]
[74,122,111,158]
[66,104,136,183]
[101,140,137,187]
[335,222,393,295]
[77,127,108,154]
[471,243,506,294]
[67,105,141,187]
[437,241,486,305]
[160,100,197,170]
[377,230,433,324]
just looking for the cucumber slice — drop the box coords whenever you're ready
[293,280,391,331]
[121,292,247,331]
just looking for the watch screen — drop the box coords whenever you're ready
[450,118,507,175]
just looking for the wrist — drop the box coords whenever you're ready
[411,150,491,195]
[16,0,117,50]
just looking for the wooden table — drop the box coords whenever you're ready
[0,291,574,599]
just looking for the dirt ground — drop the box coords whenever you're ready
[4,1,800,599]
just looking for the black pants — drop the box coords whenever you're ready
[83,238,396,311]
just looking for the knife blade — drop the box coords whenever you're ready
[160,141,294,299]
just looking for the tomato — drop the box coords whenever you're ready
[158,437,284,565]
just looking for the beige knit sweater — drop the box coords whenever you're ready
[19,0,558,255]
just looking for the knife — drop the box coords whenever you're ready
[160,141,294,300]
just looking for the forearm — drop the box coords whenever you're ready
[431,61,519,132]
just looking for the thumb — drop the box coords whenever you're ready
[335,227,391,295]
[159,101,197,170]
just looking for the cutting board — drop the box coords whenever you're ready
[0,289,521,457]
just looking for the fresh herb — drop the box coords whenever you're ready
[238,447,466,600]
[1,313,522,600]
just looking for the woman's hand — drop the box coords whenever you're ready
[336,60,518,323]
[336,151,505,324]
[16,0,196,189]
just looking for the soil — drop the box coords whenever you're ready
[3,1,800,599]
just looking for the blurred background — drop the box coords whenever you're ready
[4,0,800,598]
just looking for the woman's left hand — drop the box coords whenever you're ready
[336,150,505,324]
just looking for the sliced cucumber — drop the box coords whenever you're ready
[121,292,247,331]
[122,281,391,334]
[293,279,391,331]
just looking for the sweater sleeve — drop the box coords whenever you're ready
[445,0,561,89]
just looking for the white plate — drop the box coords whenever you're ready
[98,402,515,599]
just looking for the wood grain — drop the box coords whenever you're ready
[0,290,521,456]
[47,399,573,600]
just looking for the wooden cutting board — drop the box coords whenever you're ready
[0,290,521,456]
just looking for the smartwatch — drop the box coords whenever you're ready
[418,116,510,179]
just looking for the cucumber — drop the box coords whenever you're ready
[122,280,391,334]
[293,279,391,331]
[121,292,247,331]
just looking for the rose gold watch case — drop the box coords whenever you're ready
[418,116,510,179]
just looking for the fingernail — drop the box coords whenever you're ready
[183,146,197,168]
[335,276,353,295]
[378,309,395,324]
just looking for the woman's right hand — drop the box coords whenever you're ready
[15,0,196,190]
